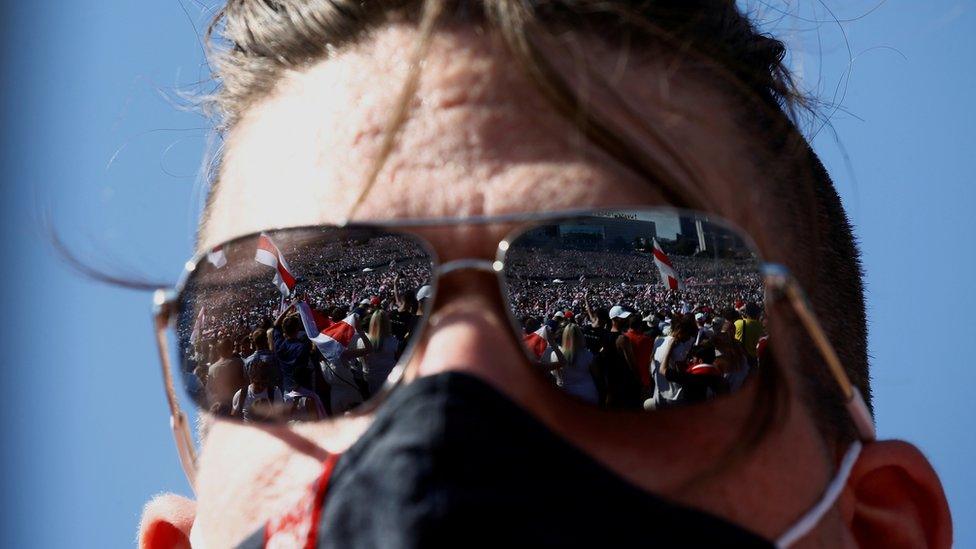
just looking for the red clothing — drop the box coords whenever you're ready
[624,330,653,388]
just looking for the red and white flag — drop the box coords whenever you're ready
[296,301,359,363]
[190,307,206,345]
[206,245,227,269]
[255,233,297,297]
[522,324,550,360]
[652,239,686,291]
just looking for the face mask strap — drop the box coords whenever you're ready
[774,440,862,548]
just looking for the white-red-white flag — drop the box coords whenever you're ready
[255,233,297,297]
[206,245,227,269]
[652,239,686,291]
[522,324,550,360]
[190,307,206,345]
[296,301,359,363]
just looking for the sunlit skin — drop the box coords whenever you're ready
[139,26,950,549]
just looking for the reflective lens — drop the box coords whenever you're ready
[501,209,765,410]
[175,227,434,422]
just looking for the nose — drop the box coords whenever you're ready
[403,267,542,403]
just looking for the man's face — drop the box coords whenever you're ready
[140,25,950,549]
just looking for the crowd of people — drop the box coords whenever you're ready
[523,298,765,411]
[177,229,767,422]
[508,245,765,409]
[178,231,431,422]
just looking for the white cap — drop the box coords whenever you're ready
[416,285,433,301]
[609,305,631,319]
[695,312,706,321]
[360,298,371,305]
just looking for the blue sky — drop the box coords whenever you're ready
[1,1,972,547]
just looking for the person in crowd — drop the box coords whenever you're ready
[360,310,399,396]
[322,313,373,415]
[735,301,763,367]
[712,331,751,393]
[236,334,254,363]
[390,272,419,355]
[206,338,247,415]
[599,305,641,409]
[581,308,610,351]
[581,290,612,352]
[271,304,312,392]
[710,315,726,337]
[648,314,699,410]
[283,363,328,422]
[546,324,599,405]
[662,342,726,405]
[624,315,654,397]
[231,357,284,423]
[243,328,279,385]
[694,312,714,345]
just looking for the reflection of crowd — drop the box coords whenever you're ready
[528,299,766,411]
[508,249,766,410]
[179,235,767,422]
[178,235,431,422]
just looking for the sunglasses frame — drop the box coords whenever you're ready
[152,207,875,492]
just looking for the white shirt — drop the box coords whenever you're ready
[232,385,284,422]
[651,336,692,408]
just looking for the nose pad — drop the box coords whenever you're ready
[403,269,534,394]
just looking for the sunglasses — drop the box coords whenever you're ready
[152,207,875,489]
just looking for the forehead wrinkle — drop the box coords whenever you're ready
[199,29,625,250]
[199,26,762,257]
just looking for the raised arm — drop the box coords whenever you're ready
[340,328,374,361]
[584,289,598,326]
[273,302,295,328]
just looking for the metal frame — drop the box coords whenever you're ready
[151,207,875,492]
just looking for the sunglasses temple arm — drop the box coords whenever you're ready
[763,265,876,442]
[153,290,199,492]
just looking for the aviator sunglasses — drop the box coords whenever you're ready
[151,207,875,495]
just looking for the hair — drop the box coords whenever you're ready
[688,342,717,365]
[282,315,303,337]
[561,324,584,366]
[216,337,235,358]
[368,310,391,347]
[398,290,419,314]
[250,328,270,350]
[521,316,541,334]
[628,315,646,332]
[673,314,699,342]
[593,307,609,329]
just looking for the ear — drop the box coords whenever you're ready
[137,493,196,549]
[844,440,952,548]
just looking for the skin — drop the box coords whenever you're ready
[139,26,951,548]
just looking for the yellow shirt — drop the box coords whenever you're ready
[734,318,762,357]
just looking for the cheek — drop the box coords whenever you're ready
[193,418,368,545]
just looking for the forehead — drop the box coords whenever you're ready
[201,25,762,257]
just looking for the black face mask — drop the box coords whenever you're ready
[240,372,772,548]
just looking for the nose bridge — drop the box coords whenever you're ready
[405,255,533,385]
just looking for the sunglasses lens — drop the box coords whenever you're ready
[175,227,434,422]
[502,209,765,410]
